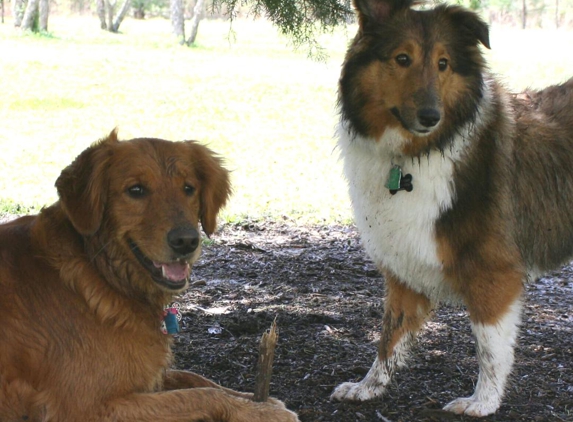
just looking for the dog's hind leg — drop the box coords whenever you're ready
[444,297,522,417]
[331,272,432,402]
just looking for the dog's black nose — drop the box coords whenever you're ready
[167,227,200,256]
[417,108,441,128]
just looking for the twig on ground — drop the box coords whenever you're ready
[253,319,278,402]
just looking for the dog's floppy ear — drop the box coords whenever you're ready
[448,6,491,49]
[185,142,231,237]
[55,129,117,236]
[353,0,415,27]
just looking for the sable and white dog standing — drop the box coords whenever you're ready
[330,0,573,417]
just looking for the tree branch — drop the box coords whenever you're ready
[210,0,353,58]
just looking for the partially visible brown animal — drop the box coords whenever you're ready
[0,130,299,422]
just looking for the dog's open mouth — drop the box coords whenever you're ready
[129,240,190,290]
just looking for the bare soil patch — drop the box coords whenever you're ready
[174,221,573,422]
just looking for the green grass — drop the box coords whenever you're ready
[1,17,572,223]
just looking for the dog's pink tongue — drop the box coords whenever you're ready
[154,261,190,281]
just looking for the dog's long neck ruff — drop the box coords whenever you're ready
[338,77,497,303]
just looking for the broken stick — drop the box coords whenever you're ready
[253,320,278,402]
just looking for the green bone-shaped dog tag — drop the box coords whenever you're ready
[385,165,402,191]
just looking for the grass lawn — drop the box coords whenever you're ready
[1,16,572,223]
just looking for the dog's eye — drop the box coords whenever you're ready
[127,185,146,198]
[395,54,411,67]
[184,184,195,196]
[438,58,448,71]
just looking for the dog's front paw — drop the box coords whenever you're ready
[330,381,384,402]
[443,396,500,417]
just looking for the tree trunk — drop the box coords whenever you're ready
[98,0,129,33]
[105,0,114,31]
[555,0,559,28]
[97,0,107,29]
[38,0,48,31]
[170,0,185,44]
[21,0,39,31]
[1,0,4,24]
[12,0,25,26]
[522,0,527,29]
[111,0,131,32]
[186,0,205,45]
[133,6,144,19]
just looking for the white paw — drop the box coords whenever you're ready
[443,396,500,417]
[330,381,384,402]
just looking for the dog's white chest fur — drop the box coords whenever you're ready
[338,127,465,302]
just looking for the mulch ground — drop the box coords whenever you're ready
[173,221,573,422]
[2,213,570,421]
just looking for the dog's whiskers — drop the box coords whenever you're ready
[91,239,113,261]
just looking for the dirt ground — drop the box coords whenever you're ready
[172,221,573,422]
[1,213,570,421]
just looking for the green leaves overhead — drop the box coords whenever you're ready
[211,0,353,56]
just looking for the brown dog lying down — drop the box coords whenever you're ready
[0,131,299,422]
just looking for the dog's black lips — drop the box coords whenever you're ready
[128,240,188,290]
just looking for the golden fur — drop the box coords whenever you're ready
[0,131,298,422]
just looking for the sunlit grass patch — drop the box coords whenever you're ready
[0,17,572,225]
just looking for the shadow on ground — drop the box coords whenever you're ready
[172,221,573,422]
[2,213,568,421]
